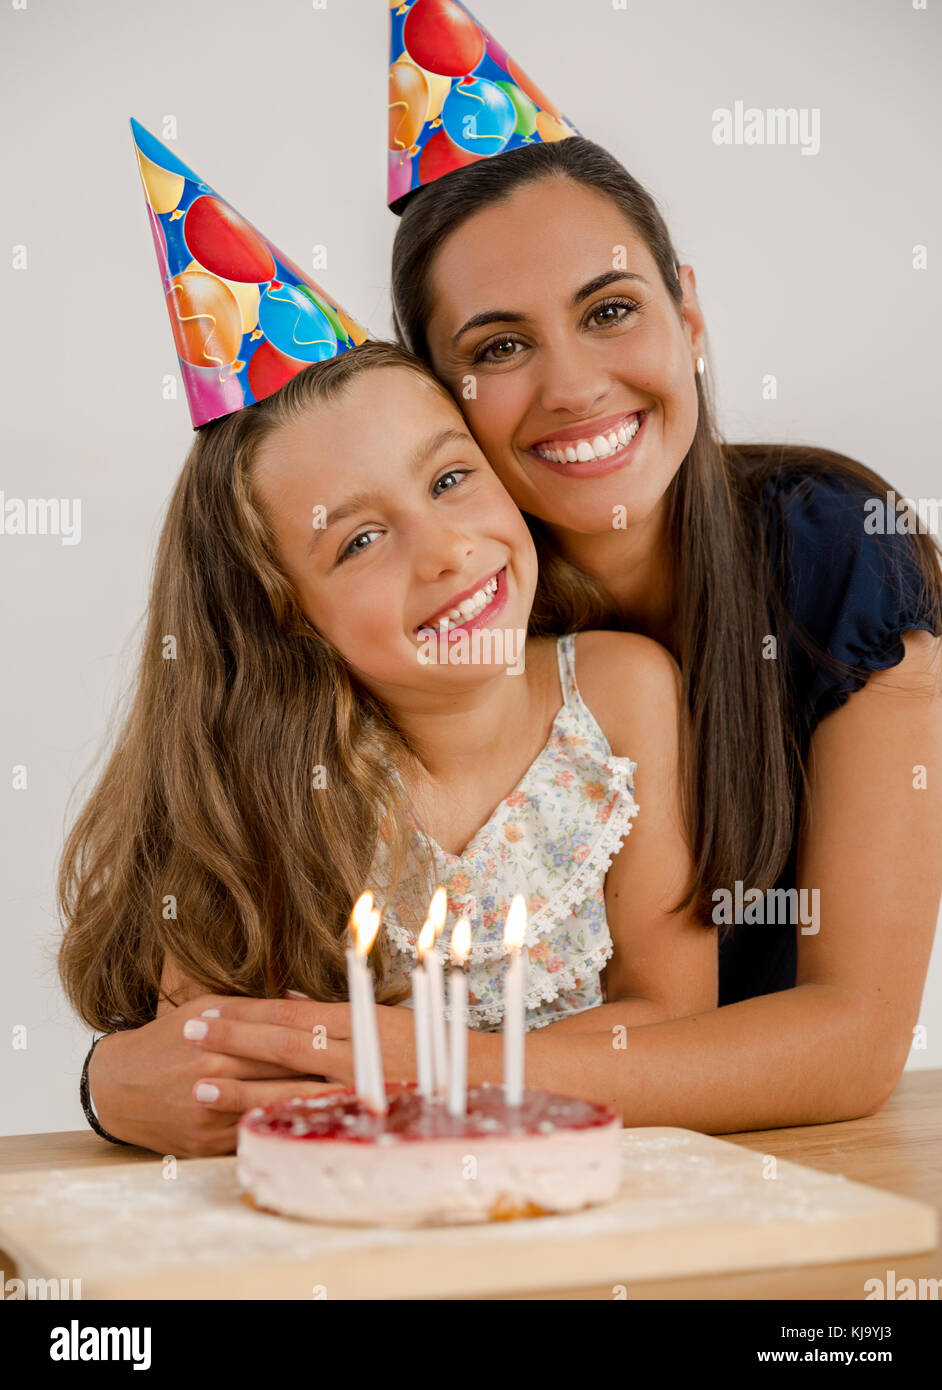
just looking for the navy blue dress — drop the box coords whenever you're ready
[717,468,941,1006]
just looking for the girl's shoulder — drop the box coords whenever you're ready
[561,630,681,760]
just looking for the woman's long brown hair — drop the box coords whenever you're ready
[390,137,942,926]
[57,343,448,1031]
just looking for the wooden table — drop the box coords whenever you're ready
[2,1069,939,1299]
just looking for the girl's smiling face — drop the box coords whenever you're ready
[249,366,537,697]
[422,177,706,538]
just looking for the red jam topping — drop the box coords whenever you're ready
[241,1082,618,1144]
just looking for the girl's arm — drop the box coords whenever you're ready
[571,630,718,1024]
[473,630,942,1129]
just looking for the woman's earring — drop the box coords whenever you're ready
[695,357,705,376]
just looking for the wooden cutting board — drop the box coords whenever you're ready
[0,1127,934,1299]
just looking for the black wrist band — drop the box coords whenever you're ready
[80,1032,132,1146]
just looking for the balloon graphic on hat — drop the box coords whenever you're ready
[130,118,369,428]
[387,0,581,213]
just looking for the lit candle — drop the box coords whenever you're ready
[413,917,435,1100]
[346,892,387,1115]
[448,916,471,1118]
[425,887,450,1098]
[360,903,387,1115]
[502,894,528,1107]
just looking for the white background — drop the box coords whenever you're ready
[1,0,939,1134]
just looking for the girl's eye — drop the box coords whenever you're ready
[336,471,471,562]
[471,335,525,365]
[432,468,471,496]
[587,296,640,327]
[339,528,382,562]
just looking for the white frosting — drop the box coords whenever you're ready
[237,1120,621,1227]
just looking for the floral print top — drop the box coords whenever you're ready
[371,633,640,1031]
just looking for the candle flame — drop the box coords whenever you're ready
[429,886,447,938]
[451,916,471,964]
[503,894,527,951]
[417,915,436,960]
[351,892,381,956]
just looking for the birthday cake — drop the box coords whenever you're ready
[236,1082,621,1226]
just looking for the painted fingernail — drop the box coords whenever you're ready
[183,1019,208,1041]
[195,1082,220,1103]
[201,1008,221,1017]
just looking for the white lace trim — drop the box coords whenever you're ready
[382,754,638,965]
[406,936,616,1026]
[462,937,615,1026]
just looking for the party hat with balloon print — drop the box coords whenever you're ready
[388,0,581,213]
[130,118,370,428]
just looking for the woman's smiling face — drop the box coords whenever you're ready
[423,177,706,538]
[249,366,537,698]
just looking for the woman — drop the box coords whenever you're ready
[84,139,942,1154]
[386,136,942,1106]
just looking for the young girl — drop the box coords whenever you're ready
[59,339,715,1156]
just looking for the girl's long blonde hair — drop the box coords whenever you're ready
[57,342,444,1030]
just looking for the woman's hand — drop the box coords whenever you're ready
[182,997,422,1121]
[88,995,339,1158]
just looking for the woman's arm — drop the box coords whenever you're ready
[87,954,338,1155]
[155,951,206,1016]
[143,634,942,1136]
[482,630,941,1129]
[575,630,718,1023]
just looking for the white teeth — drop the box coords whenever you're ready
[419,573,500,632]
[535,414,643,464]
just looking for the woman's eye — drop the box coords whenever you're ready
[472,336,524,365]
[471,301,638,364]
[588,297,640,327]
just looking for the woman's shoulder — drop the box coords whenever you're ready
[731,440,873,503]
[729,442,930,581]
[729,442,912,536]
[728,443,941,721]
